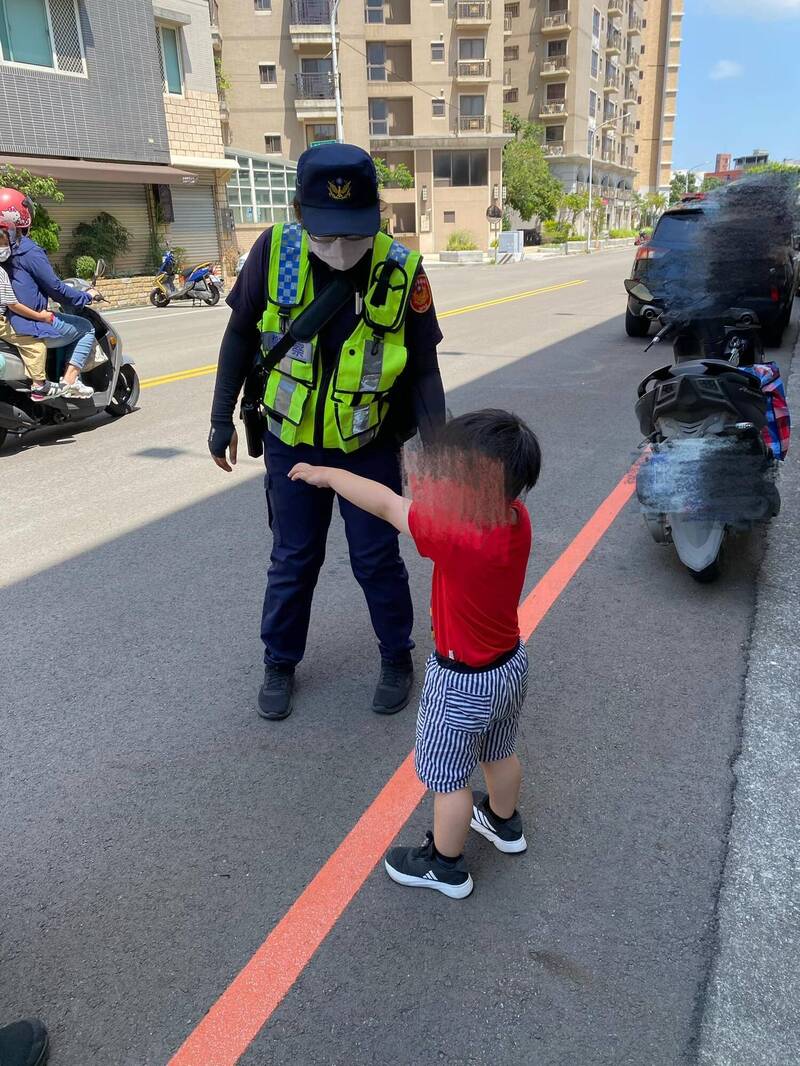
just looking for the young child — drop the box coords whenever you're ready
[0,226,61,401]
[290,408,541,899]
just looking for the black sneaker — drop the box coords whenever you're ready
[257,666,295,720]
[30,380,62,402]
[470,792,527,854]
[371,657,413,715]
[384,831,474,899]
[0,1018,49,1066]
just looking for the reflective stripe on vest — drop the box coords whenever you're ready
[258,227,422,451]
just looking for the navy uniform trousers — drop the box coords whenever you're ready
[261,431,414,669]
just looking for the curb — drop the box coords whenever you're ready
[696,323,800,1065]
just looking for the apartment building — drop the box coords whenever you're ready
[635,0,682,194]
[0,0,233,273]
[213,0,507,253]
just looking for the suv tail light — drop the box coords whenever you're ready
[635,244,667,261]
[770,285,780,302]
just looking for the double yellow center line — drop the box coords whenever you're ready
[139,278,586,390]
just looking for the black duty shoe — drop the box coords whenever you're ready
[257,666,295,720]
[371,657,413,715]
[384,831,474,899]
[0,1018,49,1066]
[470,792,527,854]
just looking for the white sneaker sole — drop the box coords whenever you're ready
[470,810,528,854]
[384,860,474,899]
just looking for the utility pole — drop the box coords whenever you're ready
[330,0,344,142]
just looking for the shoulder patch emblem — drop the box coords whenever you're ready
[410,272,432,314]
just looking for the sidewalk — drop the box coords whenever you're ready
[697,331,800,1064]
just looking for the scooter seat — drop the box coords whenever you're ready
[0,345,28,383]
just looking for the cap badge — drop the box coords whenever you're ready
[328,178,352,202]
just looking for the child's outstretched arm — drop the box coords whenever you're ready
[289,463,411,535]
[7,299,55,324]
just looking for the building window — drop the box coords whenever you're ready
[432,96,446,117]
[505,3,519,16]
[548,38,567,57]
[459,37,486,60]
[433,149,488,187]
[259,63,277,86]
[504,45,518,61]
[367,42,386,80]
[588,129,595,156]
[369,98,388,136]
[546,81,566,101]
[635,144,639,153]
[227,152,297,226]
[444,211,456,223]
[157,24,183,95]
[0,0,84,75]
[591,49,599,79]
[589,89,597,117]
[635,119,640,129]
[592,7,600,37]
[306,123,336,146]
[264,134,282,153]
[503,88,518,103]
[431,41,445,63]
[545,124,564,142]
[639,70,643,79]
[637,94,642,104]
[365,0,384,23]
[254,0,271,9]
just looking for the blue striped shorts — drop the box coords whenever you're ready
[414,643,529,793]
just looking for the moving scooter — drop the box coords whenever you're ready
[628,281,784,582]
[149,247,223,308]
[0,258,139,452]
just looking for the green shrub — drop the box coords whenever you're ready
[446,230,479,251]
[0,166,63,253]
[542,219,572,244]
[69,211,132,273]
[74,255,96,279]
[30,205,61,254]
[609,227,639,238]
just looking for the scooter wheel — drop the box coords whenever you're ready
[204,288,221,307]
[106,364,140,418]
[689,548,724,584]
[150,290,170,308]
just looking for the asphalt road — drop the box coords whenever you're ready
[1,250,795,1065]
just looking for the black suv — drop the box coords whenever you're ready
[625,187,799,346]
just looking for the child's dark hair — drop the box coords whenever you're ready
[434,409,541,500]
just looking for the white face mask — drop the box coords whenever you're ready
[309,235,373,272]
[0,247,11,263]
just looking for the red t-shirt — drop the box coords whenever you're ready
[408,500,532,668]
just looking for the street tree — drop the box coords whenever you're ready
[373,157,414,190]
[561,191,590,231]
[669,171,697,204]
[641,192,667,227]
[0,165,63,253]
[701,175,724,192]
[502,111,563,223]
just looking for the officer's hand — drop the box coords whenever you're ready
[288,462,330,488]
[209,423,238,472]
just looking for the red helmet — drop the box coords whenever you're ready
[0,188,33,231]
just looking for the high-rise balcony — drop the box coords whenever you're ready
[605,28,622,53]
[607,0,623,14]
[456,113,491,133]
[294,72,338,118]
[542,142,565,157]
[542,10,571,32]
[455,0,491,24]
[290,0,334,47]
[622,152,635,168]
[455,58,492,80]
[208,0,222,50]
[541,55,569,76]
[622,115,635,135]
[625,49,640,69]
[623,82,637,103]
[540,100,567,117]
[504,12,512,32]
[628,12,642,33]
[604,71,621,91]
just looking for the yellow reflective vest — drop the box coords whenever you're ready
[258,223,422,451]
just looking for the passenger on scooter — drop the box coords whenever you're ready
[0,188,99,398]
[0,226,62,401]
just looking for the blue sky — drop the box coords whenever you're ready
[673,0,800,172]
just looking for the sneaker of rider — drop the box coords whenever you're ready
[384,831,474,899]
[30,380,62,402]
[59,377,94,398]
[470,792,527,854]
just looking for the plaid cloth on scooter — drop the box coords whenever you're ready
[742,362,791,460]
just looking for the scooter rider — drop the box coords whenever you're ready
[209,143,446,721]
[0,188,98,398]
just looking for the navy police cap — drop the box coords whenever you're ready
[296,142,380,238]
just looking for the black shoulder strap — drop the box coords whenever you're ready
[263,273,355,370]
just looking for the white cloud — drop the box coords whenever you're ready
[702,0,800,17]
[709,59,744,80]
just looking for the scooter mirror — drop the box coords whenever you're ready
[624,279,655,303]
[94,258,107,280]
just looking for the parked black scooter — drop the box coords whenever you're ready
[627,280,781,581]
[0,259,139,451]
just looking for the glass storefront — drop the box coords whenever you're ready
[225,150,298,226]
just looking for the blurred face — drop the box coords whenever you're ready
[0,231,11,262]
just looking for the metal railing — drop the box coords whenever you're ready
[606,28,622,50]
[622,116,635,135]
[601,147,616,163]
[540,100,567,114]
[455,0,491,19]
[623,82,637,100]
[207,0,219,26]
[541,56,568,73]
[295,72,336,98]
[604,72,621,89]
[626,49,640,68]
[628,13,642,31]
[290,0,332,23]
[542,143,565,156]
[543,10,570,29]
[455,58,491,77]
[503,12,512,30]
[622,153,635,168]
[457,113,490,132]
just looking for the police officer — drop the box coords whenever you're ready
[209,143,445,721]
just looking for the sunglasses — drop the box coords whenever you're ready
[308,234,367,244]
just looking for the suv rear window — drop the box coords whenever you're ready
[652,212,704,247]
